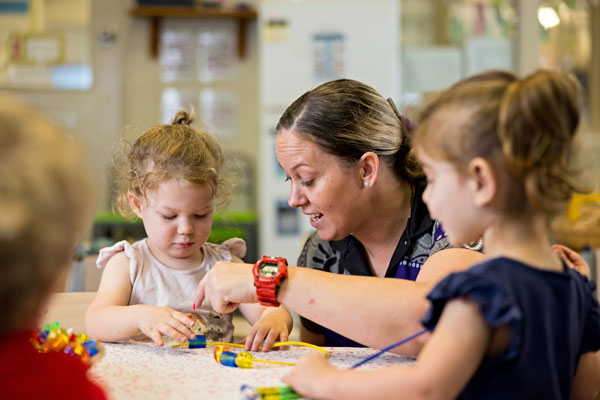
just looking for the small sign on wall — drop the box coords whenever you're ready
[10,33,65,65]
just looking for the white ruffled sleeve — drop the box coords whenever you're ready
[96,240,139,270]
[217,238,247,261]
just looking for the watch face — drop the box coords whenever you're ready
[259,261,280,277]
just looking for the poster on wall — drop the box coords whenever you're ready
[160,28,196,83]
[199,88,238,138]
[197,28,237,83]
[312,32,345,85]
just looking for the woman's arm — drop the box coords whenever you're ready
[195,248,482,356]
[85,253,195,345]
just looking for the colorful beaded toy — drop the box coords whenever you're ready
[30,321,104,365]
[171,334,327,368]
[213,345,296,368]
[171,318,327,368]
[240,384,301,400]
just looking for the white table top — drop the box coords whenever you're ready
[89,338,415,400]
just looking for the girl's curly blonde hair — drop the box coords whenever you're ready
[113,111,232,219]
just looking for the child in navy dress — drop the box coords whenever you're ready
[283,69,600,399]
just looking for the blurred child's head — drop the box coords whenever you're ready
[113,111,230,267]
[414,69,583,223]
[0,96,91,334]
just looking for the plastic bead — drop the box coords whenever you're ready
[31,321,102,365]
[218,350,238,367]
[234,351,253,369]
[188,334,206,349]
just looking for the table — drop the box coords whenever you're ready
[89,338,415,400]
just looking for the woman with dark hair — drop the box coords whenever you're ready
[194,79,483,356]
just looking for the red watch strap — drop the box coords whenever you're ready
[255,282,280,307]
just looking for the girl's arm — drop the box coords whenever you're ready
[238,303,293,351]
[196,248,482,356]
[85,252,195,345]
[571,351,600,399]
[284,298,491,400]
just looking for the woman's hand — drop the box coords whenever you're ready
[282,353,337,399]
[135,305,196,346]
[241,306,292,352]
[194,261,257,313]
[552,244,591,278]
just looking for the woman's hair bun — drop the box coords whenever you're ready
[171,110,194,126]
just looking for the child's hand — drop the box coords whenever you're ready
[135,305,196,346]
[242,307,291,352]
[282,353,336,399]
[552,244,591,278]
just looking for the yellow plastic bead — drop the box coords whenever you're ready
[76,333,89,343]
[235,351,254,369]
[74,342,85,356]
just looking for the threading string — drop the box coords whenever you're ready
[350,328,429,369]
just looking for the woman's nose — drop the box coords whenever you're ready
[288,183,306,208]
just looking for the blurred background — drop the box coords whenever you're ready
[1,0,599,295]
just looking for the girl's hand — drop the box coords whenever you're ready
[135,305,196,346]
[552,244,591,278]
[242,307,291,352]
[282,353,336,399]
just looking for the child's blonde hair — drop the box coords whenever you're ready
[0,96,91,333]
[113,111,231,219]
[414,69,587,216]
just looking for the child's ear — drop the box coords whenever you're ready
[468,157,496,207]
[128,192,144,219]
[359,151,379,187]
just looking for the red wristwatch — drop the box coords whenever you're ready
[252,256,288,307]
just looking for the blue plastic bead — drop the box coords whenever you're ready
[219,351,238,367]
[188,334,207,349]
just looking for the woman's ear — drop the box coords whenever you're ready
[468,157,496,208]
[359,152,379,187]
[128,192,144,219]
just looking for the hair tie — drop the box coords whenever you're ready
[387,98,417,132]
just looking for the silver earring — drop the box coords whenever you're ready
[364,181,370,188]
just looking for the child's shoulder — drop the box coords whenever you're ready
[96,239,147,269]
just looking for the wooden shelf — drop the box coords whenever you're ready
[130,6,258,59]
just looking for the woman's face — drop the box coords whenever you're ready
[275,128,365,241]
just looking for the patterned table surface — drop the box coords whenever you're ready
[89,338,415,400]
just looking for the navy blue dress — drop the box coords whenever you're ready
[421,257,600,399]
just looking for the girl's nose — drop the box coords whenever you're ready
[178,219,194,235]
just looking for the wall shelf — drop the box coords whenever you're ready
[129,6,258,59]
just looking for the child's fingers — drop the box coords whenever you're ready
[172,311,196,330]
[162,322,190,343]
[243,328,258,351]
[273,330,289,351]
[149,330,164,347]
[261,328,286,352]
